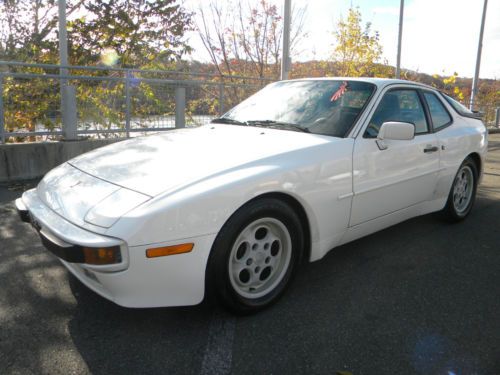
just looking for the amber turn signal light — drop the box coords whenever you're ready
[146,243,194,258]
[83,246,122,265]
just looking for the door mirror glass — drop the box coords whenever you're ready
[378,121,415,141]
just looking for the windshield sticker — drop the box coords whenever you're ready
[330,81,348,102]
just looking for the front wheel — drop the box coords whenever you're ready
[207,198,304,314]
[440,158,478,222]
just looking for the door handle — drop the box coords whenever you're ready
[423,146,439,153]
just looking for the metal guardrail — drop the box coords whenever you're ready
[483,105,500,129]
[0,61,276,82]
[1,61,498,143]
[462,100,500,129]
[0,61,271,143]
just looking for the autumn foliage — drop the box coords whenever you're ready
[0,1,498,142]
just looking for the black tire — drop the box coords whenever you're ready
[206,198,304,314]
[439,157,478,222]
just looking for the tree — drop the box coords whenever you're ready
[196,0,307,79]
[476,81,500,125]
[1,0,192,67]
[0,0,86,62]
[68,0,192,67]
[332,7,384,77]
[0,0,193,142]
[193,0,307,113]
[441,72,466,101]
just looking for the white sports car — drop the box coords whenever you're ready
[16,78,487,313]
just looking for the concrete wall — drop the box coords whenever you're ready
[0,139,122,183]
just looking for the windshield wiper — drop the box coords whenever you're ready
[211,117,248,126]
[246,120,310,133]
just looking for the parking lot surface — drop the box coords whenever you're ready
[1,135,499,375]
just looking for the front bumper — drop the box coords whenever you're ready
[17,198,118,264]
[15,197,30,223]
[16,189,217,308]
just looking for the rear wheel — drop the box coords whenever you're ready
[207,198,304,314]
[440,157,478,222]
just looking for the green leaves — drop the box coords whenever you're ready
[1,0,192,68]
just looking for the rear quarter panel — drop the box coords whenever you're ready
[434,114,487,203]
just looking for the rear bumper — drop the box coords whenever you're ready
[17,188,216,308]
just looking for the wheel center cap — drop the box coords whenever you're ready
[255,251,265,264]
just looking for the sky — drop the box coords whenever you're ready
[184,0,500,79]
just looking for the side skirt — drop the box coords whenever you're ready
[337,197,446,247]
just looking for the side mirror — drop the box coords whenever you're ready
[378,121,415,140]
[376,121,415,150]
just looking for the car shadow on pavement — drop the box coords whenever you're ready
[66,274,215,375]
[227,187,500,375]
[0,201,82,374]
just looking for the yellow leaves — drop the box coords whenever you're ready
[443,76,455,85]
[332,7,383,77]
[443,72,459,85]
[442,72,464,100]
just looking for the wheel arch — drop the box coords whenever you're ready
[204,191,314,310]
[466,152,482,177]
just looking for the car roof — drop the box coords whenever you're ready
[284,77,434,90]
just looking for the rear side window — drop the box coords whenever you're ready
[424,92,452,130]
[442,93,474,115]
[365,89,428,138]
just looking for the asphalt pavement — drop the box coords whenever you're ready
[1,135,499,375]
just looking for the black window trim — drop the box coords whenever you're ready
[362,86,431,139]
[419,89,454,132]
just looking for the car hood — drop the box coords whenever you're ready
[68,124,336,197]
[37,162,151,229]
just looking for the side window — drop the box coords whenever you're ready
[364,89,428,138]
[424,92,452,130]
[442,93,474,116]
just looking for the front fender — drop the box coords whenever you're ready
[108,140,354,262]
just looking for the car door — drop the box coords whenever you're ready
[349,86,441,226]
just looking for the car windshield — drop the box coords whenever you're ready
[216,80,376,137]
